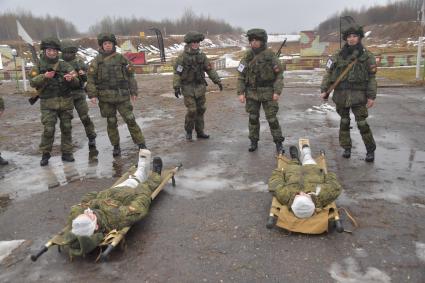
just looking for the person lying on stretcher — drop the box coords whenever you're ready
[268,145,342,219]
[63,149,163,256]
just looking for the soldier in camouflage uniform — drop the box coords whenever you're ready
[320,24,377,162]
[29,37,80,166]
[0,97,8,165]
[269,145,341,217]
[61,40,98,160]
[62,150,162,256]
[86,33,145,157]
[237,28,285,153]
[173,31,223,141]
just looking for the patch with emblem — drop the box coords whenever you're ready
[176,65,183,73]
[237,63,245,73]
[326,58,333,69]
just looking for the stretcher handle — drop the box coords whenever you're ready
[30,245,49,262]
[98,244,114,262]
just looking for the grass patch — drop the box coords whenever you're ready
[378,67,425,84]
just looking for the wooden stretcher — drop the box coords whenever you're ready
[30,163,182,262]
[266,138,344,234]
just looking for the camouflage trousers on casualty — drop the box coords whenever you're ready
[73,94,96,140]
[336,105,376,151]
[245,98,284,143]
[182,83,207,134]
[98,98,145,146]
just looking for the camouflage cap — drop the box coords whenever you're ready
[246,28,268,42]
[61,40,78,53]
[97,33,117,46]
[40,37,61,50]
[342,24,364,41]
[184,31,205,44]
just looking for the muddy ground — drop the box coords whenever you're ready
[0,71,424,282]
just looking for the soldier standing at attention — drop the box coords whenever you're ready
[320,24,377,162]
[61,40,98,161]
[0,96,8,165]
[29,37,80,166]
[237,29,285,153]
[173,31,223,141]
[86,33,146,157]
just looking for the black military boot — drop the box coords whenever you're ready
[138,143,147,149]
[275,142,284,154]
[196,132,210,139]
[365,151,375,162]
[88,138,96,147]
[289,146,299,160]
[152,157,163,175]
[113,145,121,157]
[40,152,51,167]
[0,155,9,166]
[342,148,351,159]
[62,153,75,162]
[186,131,193,141]
[248,140,258,152]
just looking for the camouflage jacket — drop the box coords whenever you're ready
[29,56,80,100]
[173,46,221,88]
[237,47,284,100]
[62,56,88,98]
[86,51,138,100]
[0,97,4,111]
[269,163,342,208]
[321,47,377,107]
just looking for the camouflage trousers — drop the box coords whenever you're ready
[73,95,96,140]
[39,108,73,154]
[245,98,284,143]
[98,99,145,146]
[336,105,376,151]
[182,84,207,134]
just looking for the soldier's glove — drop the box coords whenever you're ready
[217,82,223,91]
[174,87,181,98]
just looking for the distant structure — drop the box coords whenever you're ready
[299,31,330,57]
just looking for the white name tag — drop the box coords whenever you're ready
[176,65,183,72]
[326,59,333,69]
[237,63,245,72]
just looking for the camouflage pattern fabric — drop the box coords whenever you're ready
[268,159,342,208]
[237,48,284,142]
[0,97,4,111]
[29,55,80,154]
[173,46,221,133]
[321,46,377,151]
[86,51,144,146]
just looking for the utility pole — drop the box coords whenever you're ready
[416,0,424,80]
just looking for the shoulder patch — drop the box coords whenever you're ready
[237,63,245,73]
[176,65,183,73]
[326,58,333,69]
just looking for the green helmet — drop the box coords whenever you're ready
[184,31,205,44]
[246,28,268,42]
[97,33,117,46]
[61,40,78,53]
[40,37,61,50]
[342,24,364,41]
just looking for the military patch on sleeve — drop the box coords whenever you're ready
[237,63,245,73]
[326,58,333,69]
[273,65,280,73]
[176,65,183,73]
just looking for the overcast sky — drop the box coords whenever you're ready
[0,0,392,33]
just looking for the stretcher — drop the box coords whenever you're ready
[31,163,182,262]
[266,138,344,234]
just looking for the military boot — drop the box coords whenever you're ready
[186,131,193,141]
[342,148,351,159]
[62,153,75,162]
[113,145,121,157]
[365,151,375,162]
[40,152,51,167]
[289,146,299,160]
[275,142,284,154]
[88,146,99,162]
[138,143,147,149]
[88,138,96,147]
[248,140,258,152]
[196,132,210,139]
[152,157,163,175]
[0,155,9,166]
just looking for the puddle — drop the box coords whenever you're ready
[329,257,391,283]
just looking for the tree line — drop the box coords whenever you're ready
[317,0,423,35]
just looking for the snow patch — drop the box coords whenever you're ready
[415,242,425,263]
[329,257,391,283]
[0,240,25,262]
